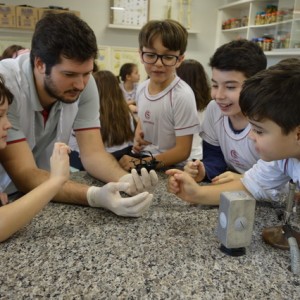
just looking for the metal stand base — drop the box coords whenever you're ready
[262,225,300,250]
[220,244,246,256]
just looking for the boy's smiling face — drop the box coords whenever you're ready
[211,69,246,118]
[248,119,300,161]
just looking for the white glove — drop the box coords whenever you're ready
[118,168,158,196]
[87,182,153,217]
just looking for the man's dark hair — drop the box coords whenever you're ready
[209,39,267,78]
[30,12,98,74]
[240,58,300,134]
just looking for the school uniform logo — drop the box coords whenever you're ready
[145,110,151,119]
[230,150,238,159]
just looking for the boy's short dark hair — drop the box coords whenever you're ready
[209,39,267,78]
[30,12,98,74]
[240,58,300,134]
[0,75,13,105]
[138,19,188,55]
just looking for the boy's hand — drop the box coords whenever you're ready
[129,104,138,113]
[119,155,138,171]
[133,131,151,153]
[87,182,153,217]
[119,168,158,195]
[0,192,8,206]
[183,159,205,182]
[49,143,70,184]
[166,169,200,204]
[211,171,242,185]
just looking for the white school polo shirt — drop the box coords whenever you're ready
[136,76,200,159]
[200,100,259,174]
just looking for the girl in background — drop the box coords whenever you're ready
[176,59,211,160]
[0,44,29,60]
[69,70,137,170]
[118,63,140,113]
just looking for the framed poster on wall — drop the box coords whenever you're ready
[95,46,111,71]
[109,0,149,28]
[111,47,147,81]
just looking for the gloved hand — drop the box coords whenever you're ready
[118,168,158,196]
[87,182,153,217]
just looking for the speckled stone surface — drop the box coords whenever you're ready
[0,171,300,299]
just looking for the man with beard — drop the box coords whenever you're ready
[0,13,157,217]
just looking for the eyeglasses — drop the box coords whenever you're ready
[141,52,179,66]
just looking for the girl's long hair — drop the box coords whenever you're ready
[176,59,211,111]
[93,70,137,147]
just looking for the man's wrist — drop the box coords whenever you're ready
[87,186,99,207]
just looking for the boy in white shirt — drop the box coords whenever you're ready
[166,58,300,205]
[119,19,200,171]
[184,40,266,183]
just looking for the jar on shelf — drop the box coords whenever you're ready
[257,38,264,49]
[230,18,238,28]
[260,13,266,25]
[255,12,261,25]
[277,10,284,22]
[294,42,300,49]
[241,16,248,27]
[263,39,273,51]
[271,12,277,23]
[235,18,241,28]
[284,33,290,48]
[266,13,272,24]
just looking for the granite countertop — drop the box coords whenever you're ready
[0,171,300,299]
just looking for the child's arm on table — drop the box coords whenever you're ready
[211,171,243,185]
[166,168,248,205]
[0,143,70,242]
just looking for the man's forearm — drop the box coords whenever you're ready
[82,151,128,183]
[12,168,89,205]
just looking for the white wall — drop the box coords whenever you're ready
[6,0,223,76]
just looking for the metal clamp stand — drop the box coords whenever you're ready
[262,181,300,274]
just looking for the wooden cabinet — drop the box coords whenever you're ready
[216,0,300,57]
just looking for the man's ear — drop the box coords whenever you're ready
[295,126,300,143]
[34,57,46,74]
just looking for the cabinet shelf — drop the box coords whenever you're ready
[222,26,248,32]
[222,18,300,31]
[220,0,253,10]
[266,49,300,55]
[216,0,300,57]
[0,28,33,43]
[107,23,199,34]
[0,28,33,35]
[107,24,141,30]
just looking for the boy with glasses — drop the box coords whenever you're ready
[119,19,200,171]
